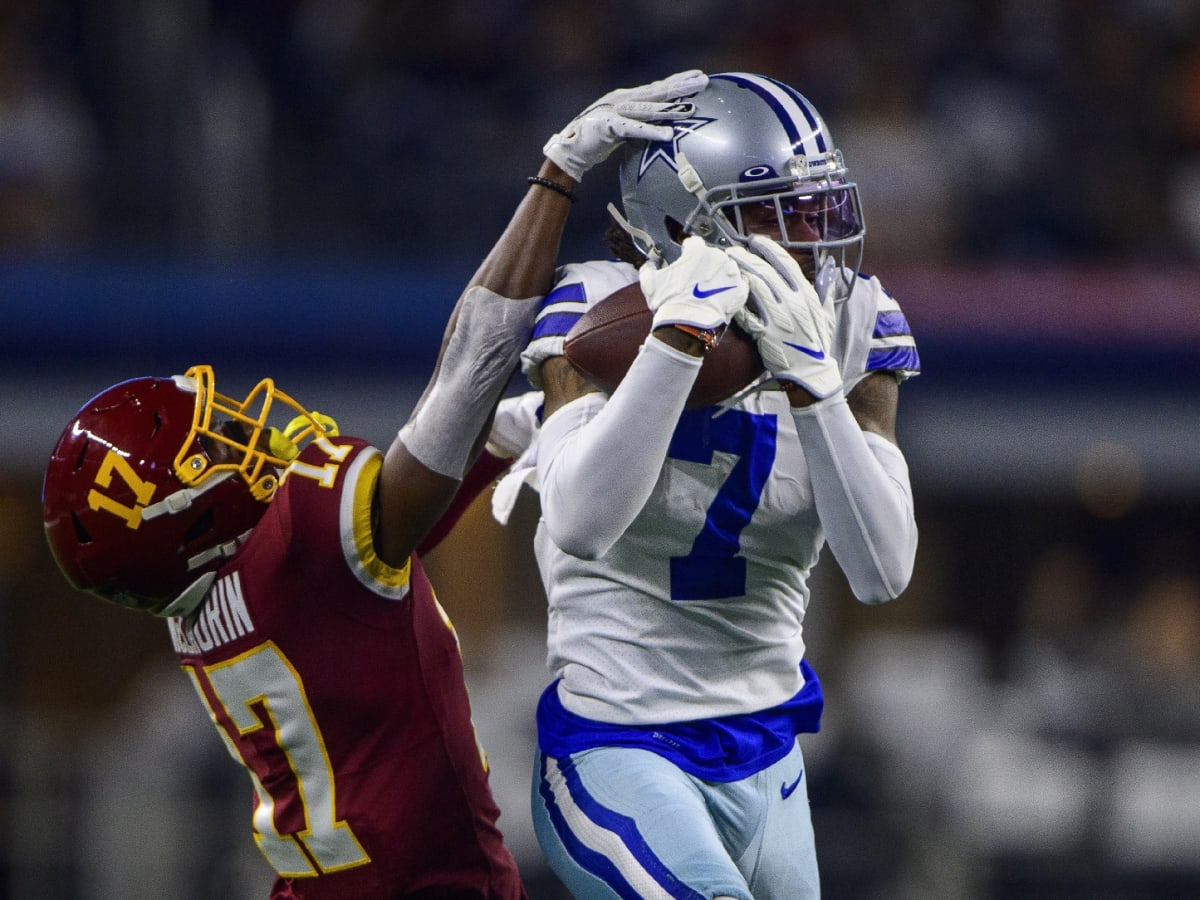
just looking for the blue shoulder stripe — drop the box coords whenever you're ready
[545,281,587,305]
[868,346,921,373]
[531,281,587,340]
[532,310,583,341]
[874,310,912,339]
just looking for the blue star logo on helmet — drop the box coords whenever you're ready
[635,116,717,179]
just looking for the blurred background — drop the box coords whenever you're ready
[2,1,1200,897]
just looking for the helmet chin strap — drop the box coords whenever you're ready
[606,203,662,266]
[186,530,253,572]
[141,471,236,521]
[674,150,743,252]
[674,149,705,196]
[155,527,254,619]
[814,254,839,302]
[613,149,735,264]
[814,248,861,303]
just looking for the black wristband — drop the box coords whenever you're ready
[527,176,577,203]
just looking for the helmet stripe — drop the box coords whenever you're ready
[712,72,828,157]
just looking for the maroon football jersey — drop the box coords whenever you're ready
[168,437,526,899]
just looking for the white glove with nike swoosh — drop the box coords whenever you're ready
[641,235,749,332]
[544,70,709,181]
[729,235,843,398]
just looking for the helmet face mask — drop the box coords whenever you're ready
[42,365,332,614]
[618,72,866,296]
[181,365,326,502]
[713,173,864,248]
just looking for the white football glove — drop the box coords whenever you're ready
[729,236,843,399]
[544,70,708,181]
[640,236,749,333]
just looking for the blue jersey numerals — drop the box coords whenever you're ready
[666,408,777,600]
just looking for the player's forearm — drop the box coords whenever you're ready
[417,449,513,556]
[791,394,917,603]
[538,338,701,559]
[398,284,542,478]
[396,159,579,482]
[470,160,575,301]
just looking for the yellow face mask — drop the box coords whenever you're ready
[173,365,339,502]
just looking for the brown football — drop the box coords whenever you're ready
[563,281,765,410]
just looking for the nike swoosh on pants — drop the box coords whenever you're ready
[781,770,804,799]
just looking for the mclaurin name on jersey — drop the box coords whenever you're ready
[167,571,256,654]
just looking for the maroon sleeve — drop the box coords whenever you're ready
[416,450,513,556]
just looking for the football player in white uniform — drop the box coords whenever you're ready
[494,72,921,899]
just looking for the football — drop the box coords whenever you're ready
[563,281,765,410]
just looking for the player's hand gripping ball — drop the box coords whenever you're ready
[730,235,842,399]
[564,280,765,410]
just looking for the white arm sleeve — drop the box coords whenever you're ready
[790,394,918,604]
[538,337,701,560]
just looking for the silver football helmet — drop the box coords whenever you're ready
[617,72,865,298]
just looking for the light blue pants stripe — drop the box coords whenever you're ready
[532,740,819,899]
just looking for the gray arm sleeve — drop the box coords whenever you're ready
[398,285,542,478]
[790,394,918,603]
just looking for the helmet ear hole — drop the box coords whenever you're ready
[70,510,92,544]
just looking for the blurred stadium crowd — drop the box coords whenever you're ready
[3,2,1200,899]
[2,0,1200,265]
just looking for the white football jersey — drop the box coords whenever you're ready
[524,258,919,725]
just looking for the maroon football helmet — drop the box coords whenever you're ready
[42,365,334,614]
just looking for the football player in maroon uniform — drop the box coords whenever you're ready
[41,71,707,899]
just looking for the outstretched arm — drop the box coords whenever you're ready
[376,71,709,567]
[375,162,574,568]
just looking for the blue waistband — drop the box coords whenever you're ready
[536,660,824,782]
